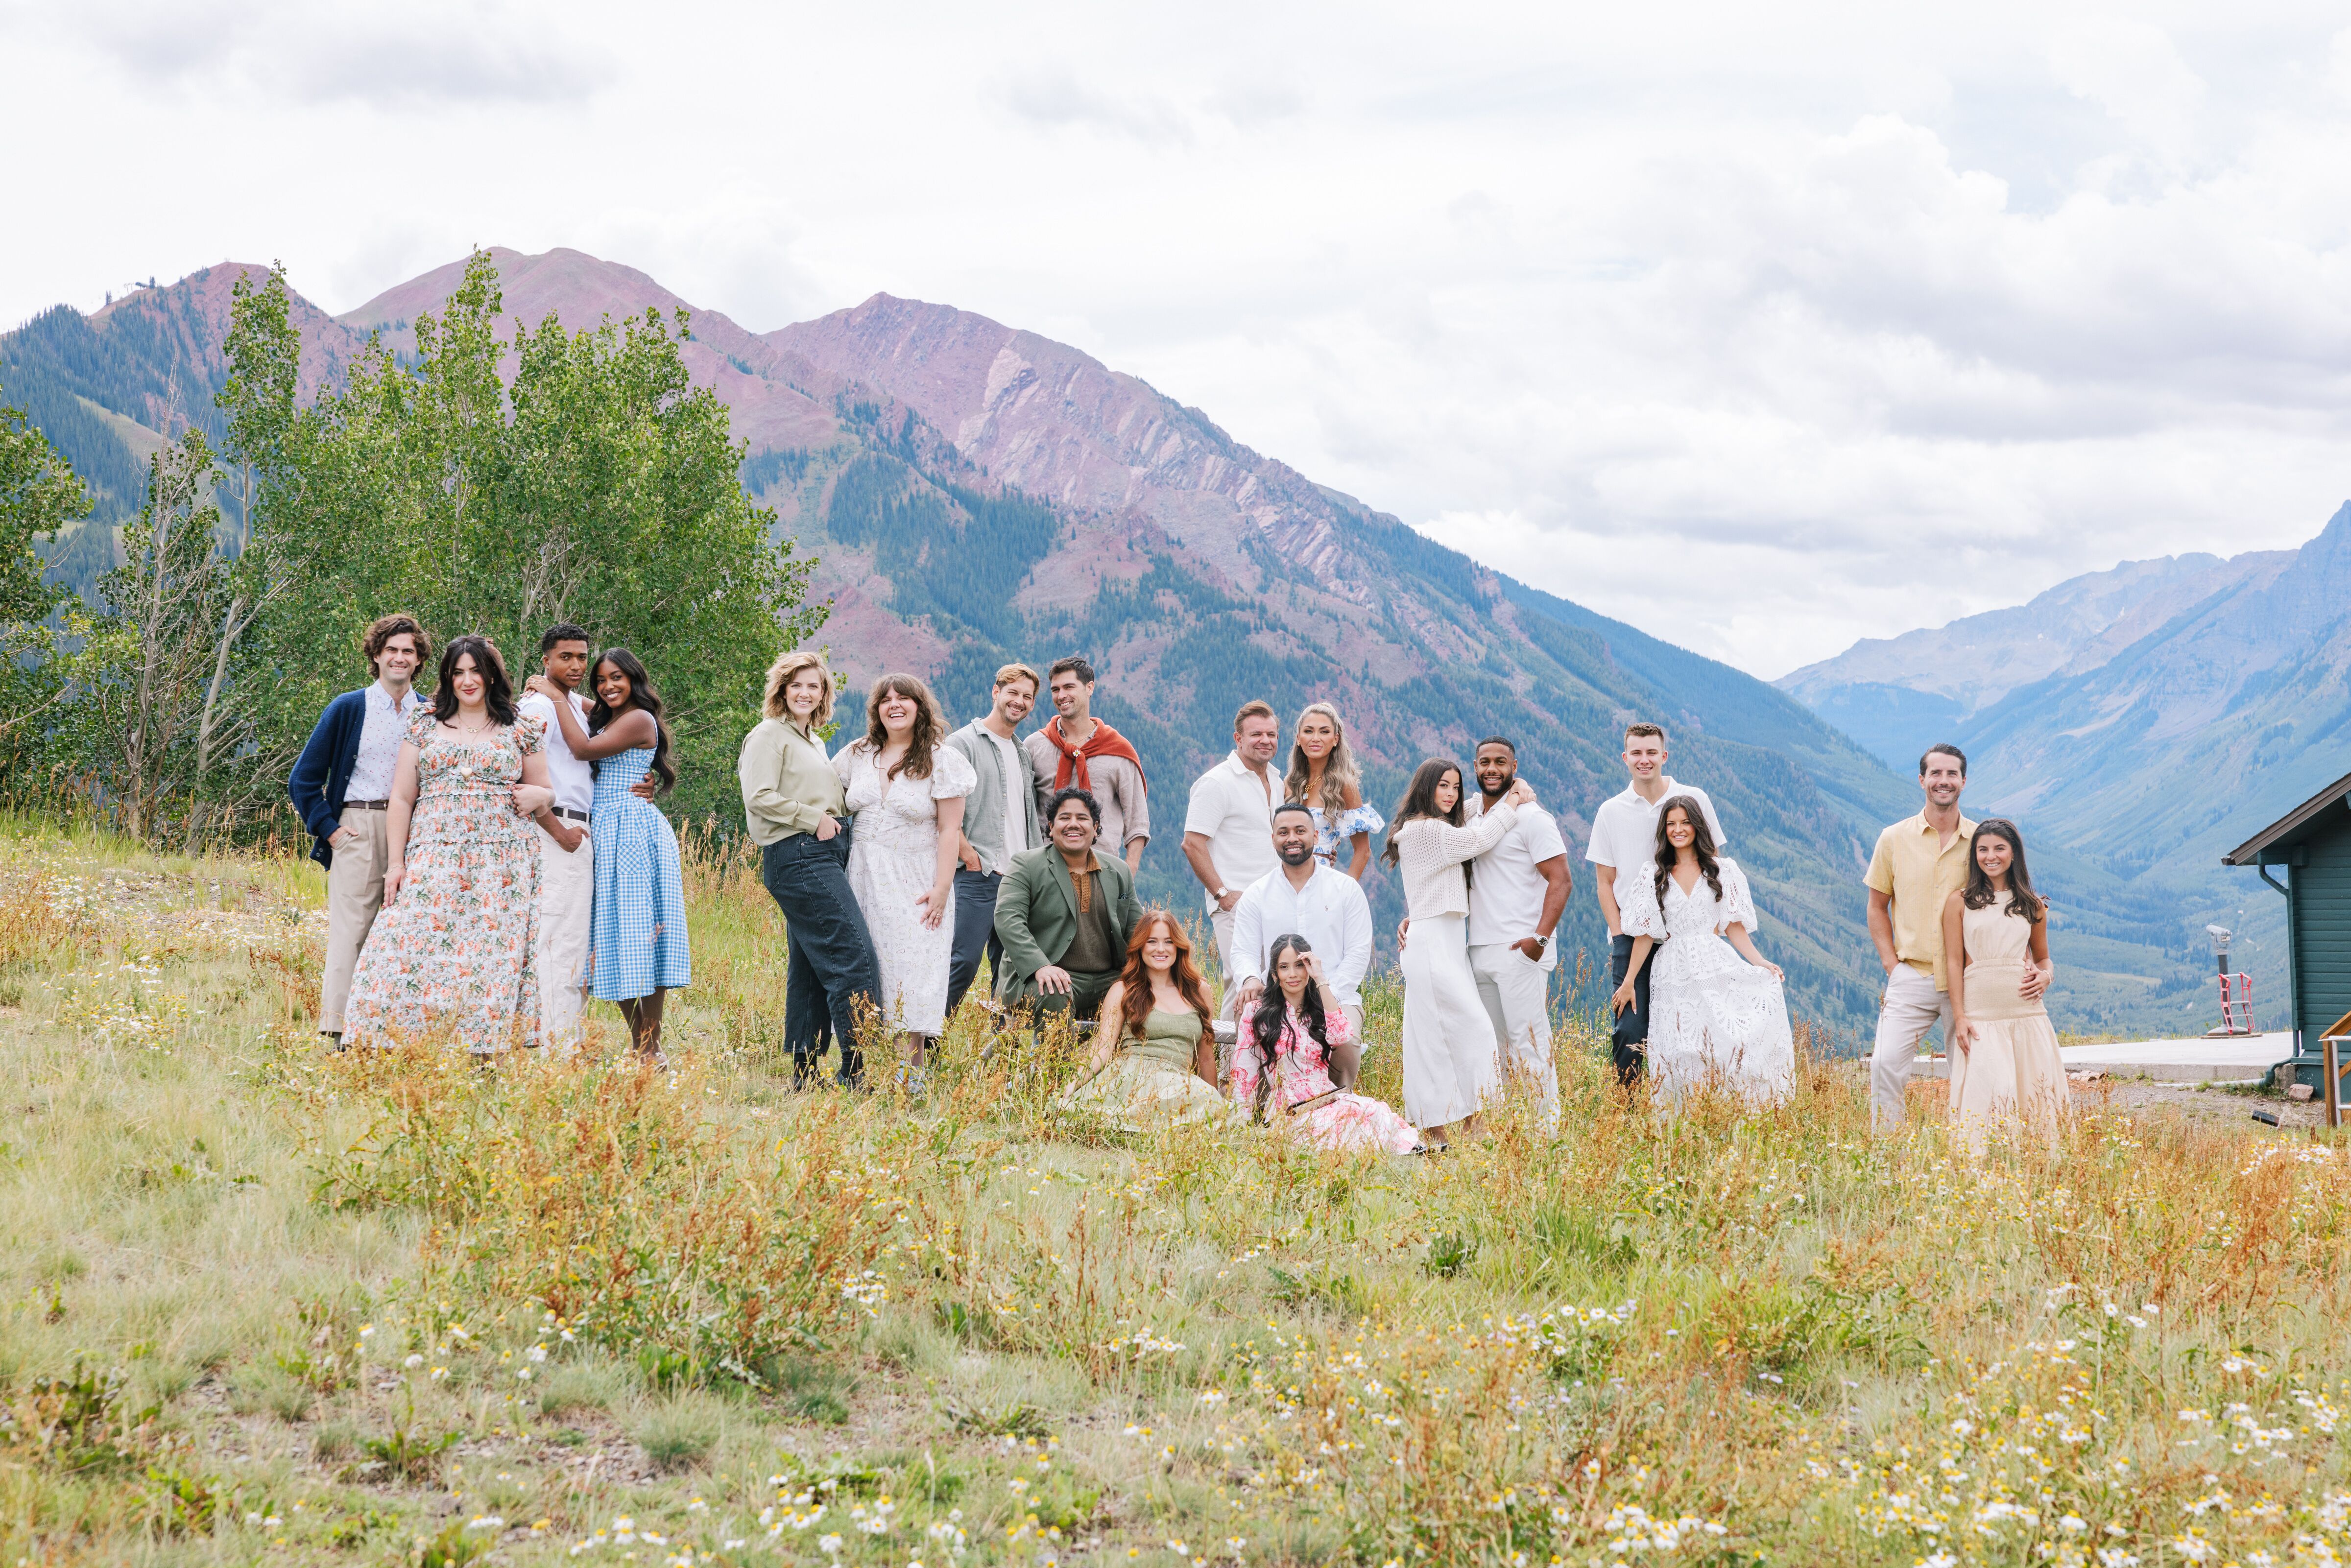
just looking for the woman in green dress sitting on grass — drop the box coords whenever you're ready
[1059,909,1236,1128]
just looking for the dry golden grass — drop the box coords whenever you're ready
[0,814,2345,1567]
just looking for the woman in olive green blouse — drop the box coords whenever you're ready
[1059,909,1238,1128]
[739,651,880,1087]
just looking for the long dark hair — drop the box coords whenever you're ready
[862,672,946,781]
[1117,910,1216,1056]
[1962,818,2046,922]
[430,634,517,726]
[588,647,676,793]
[1246,933,1331,1122]
[1651,793,1725,907]
[1381,758,1466,870]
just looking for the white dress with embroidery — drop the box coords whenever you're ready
[834,741,978,1035]
[1618,856,1793,1108]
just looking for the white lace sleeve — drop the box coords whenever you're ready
[932,744,978,800]
[1619,860,1668,939]
[1718,858,1758,930]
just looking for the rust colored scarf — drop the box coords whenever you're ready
[1043,717,1147,794]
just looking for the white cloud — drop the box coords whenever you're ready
[4,0,2351,677]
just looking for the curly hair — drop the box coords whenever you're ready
[588,647,676,794]
[858,672,946,780]
[428,634,516,726]
[1284,701,1363,817]
[1245,933,1331,1123]
[762,650,834,726]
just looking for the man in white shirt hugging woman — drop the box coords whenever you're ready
[1229,803,1374,1059]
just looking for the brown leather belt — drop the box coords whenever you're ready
[343,799,390,811]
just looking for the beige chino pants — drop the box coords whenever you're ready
[320,809,389,1035]
[536,822,596,1052]
[1869,962,1954,1131]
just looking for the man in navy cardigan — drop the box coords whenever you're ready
[288,613,429,1041]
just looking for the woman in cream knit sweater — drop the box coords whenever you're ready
[1384,760,1537,1146]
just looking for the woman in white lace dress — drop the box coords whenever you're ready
[1608,795,1793,1109]
[833,673,974,1083]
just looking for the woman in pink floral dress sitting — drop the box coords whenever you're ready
[1233,933,1423,1155]
[345,634,556,1054]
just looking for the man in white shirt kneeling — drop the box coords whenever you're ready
[1230,803,1374,1068]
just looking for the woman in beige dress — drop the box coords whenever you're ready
[1941,818,2064,1150]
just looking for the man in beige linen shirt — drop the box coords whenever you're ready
[1864,742,1989,1130]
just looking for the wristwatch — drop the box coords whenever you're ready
[1530,934,1549,953]
[1214,886,1231,902]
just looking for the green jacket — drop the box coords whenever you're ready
[991,845,1143,998]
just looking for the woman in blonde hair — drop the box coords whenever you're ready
[832,672,975,1089]
[1286,701,1382,879]
[740,650,880,1089]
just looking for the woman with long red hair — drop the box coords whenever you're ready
[1059,910,1237,1127]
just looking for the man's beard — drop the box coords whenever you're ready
[1277,844,1315,867]
[1481,772,1515,797]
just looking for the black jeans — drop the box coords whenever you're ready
[761,829,881,1087]
[1609,933,1653,1086]
[944,868,1002,1019]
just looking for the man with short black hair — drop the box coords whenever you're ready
[1184,699,1283,1004]
[516,623,597,1048]
[1585,721,1727,1084]
[288,612,430,1044]
[992,786,1143,1024]
[944,662,1044,1016]
[1230,801,1374,1048]
[1864,742,1982,1130]
[1465,736,1571,1122]
[1025,656,1151,872]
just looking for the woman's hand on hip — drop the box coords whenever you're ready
[815,815,840,842]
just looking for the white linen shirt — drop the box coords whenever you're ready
[984,728,1033,871]
[516,689,594,813]
[1464,792,1570,949]
[346,681,420,801]
[1230,862,1374,1008]
[1182,751,1281,910]
[1584,777,1727,870]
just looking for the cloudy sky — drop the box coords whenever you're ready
[7,0,2351,677]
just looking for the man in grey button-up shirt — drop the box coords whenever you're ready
[943,663,1044,1016]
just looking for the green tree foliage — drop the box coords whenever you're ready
[0,382,89,772]
[262,249,820,825]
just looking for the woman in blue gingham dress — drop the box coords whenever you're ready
[528,648,689,1057]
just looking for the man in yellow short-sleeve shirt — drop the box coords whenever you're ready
[1864,744,1976,1130]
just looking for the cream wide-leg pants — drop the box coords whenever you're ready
[536,822,595,1052]
[1400,913,1496,1130]
[320,809,388,1036]
[1469,941,1559,1125]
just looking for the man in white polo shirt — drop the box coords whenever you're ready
[1585,721,1727,1085]
[1230,803,1374,1055]
[517,623,598,1050]
[1181,699,1283,1006]
[1464,736,1572,1123]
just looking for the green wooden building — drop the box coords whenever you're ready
[2223,767,2351,1092]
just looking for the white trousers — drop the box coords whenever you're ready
[1400,913,1496,1129]
[536,823,595,1052]
[1870,962,1953,1130]
[320,810,388,1035]
[1469,942,1559,1125]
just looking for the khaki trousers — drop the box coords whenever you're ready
[1211,906,1241,1019]
[1870,962,1954,1130]
[536,822,596,1052]
[320,809,389,1035]
[1469,941,1559,1125]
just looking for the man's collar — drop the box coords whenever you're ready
[1057,847,1102,874]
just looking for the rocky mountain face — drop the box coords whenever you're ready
[1780,505,2351,1033]
[12,247,1933,1035]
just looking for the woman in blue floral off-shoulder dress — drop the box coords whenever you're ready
[529,648,690,1060]
[1286,701,1384,879]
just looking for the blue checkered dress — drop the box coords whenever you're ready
[588,744,691,1001]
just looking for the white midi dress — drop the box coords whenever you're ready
[834,741,977,1036]
[1393,807,1521,1128]
[1618,856,1793,1109]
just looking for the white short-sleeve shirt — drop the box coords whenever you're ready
[1585,777,1727,871]
[516,689,594,813]
[1464,792,1570,948]
[1182,752,1281,910]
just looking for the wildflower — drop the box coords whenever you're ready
[466,1516,505,1531]
[405,1354,425,1369]
[820,1536,844,1556]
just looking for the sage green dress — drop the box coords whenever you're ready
[1059,1008,1238,1128]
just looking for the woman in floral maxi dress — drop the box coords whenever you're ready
[345,635,556,1054]
[1233,934,1422,1154]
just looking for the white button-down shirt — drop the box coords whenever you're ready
[1230,861,1374,1008]
[1183,751,1281,911]
[517,689,594,814]
[346,681,420,802]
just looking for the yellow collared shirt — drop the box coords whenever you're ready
[1864,810,1978,991]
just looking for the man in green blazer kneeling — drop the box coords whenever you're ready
[993,786,1144,1022]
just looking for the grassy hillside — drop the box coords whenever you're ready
[4,820,2350,1565]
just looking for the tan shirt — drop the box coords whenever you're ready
[738,717,847,846]
[1024,726,1152,855]
[1865,810,1978,990]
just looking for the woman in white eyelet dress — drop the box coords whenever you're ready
[1609,795,1794,1109]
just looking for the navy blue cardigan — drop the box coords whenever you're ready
[287,688,372,868]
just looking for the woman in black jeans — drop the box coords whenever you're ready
[738,650,881,1086]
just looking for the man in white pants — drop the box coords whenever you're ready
[517,624,597,1051]
[1230,803,1374,1055]
[1464,737,1572,1123]
[1181,700,1282,1008]
[1865,744,1981,1130]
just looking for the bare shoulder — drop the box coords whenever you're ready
[1340,780,1364,808]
